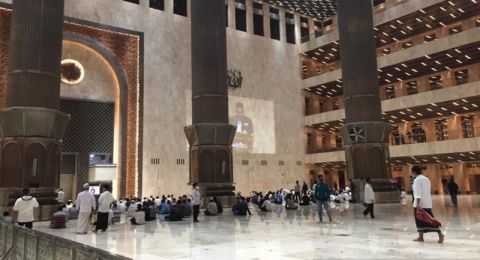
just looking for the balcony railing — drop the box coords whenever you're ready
[390,126,480,146]
[302,15,480,79]
[305,64,480,116]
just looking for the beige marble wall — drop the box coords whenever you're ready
[54,0,305,197]
[60,41,117,102]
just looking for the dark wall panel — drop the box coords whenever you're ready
[60,99,114,190]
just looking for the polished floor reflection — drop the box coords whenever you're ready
[35,195,480,259]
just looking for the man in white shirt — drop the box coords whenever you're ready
[411,165,444,243]
[57,188,65,204]
[76,183,96,234]
[13,188,39,229]
[204,198,218,216]
[191,183,201,223]
[363,178,375,219]
[95,184,114,232]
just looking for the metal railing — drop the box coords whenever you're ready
[0,221,130,260]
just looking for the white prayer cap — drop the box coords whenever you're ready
[83,183,90,189]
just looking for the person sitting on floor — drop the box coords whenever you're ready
[232,197,251,216]
[127,201,137,218]
[205,198,218,216]
[214,197,223,214]
[165,200,184,221]
[177,199,187,217]
[130,204,145,225]
[300,193,310,206]
[68,204,78,220]
[49,205,67,229]
[274,192,284,204]
[1,212,13,223]
[148,202,156,220]
[285,193,298,210]
[158,199,170,215]
[184,198,192,217]
[260,199,275,212]
[142,201,153,221]
[111,203,122,224]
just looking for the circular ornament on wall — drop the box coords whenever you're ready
[61,59,85,85]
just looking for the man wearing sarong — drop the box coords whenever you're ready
[411,165,444,243]
[76,183,96,234]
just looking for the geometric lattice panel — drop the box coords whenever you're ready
[60,98,114,190]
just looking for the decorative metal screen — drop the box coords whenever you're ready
[60,99,114,189]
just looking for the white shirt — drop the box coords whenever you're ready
[192,188,201,206]
[76,190,96,213]
[364,183,375,203]
[13,196,39,223]
[57,191,65,203]
[412,175,433,209]
[98,191,114,213]
[134,211,145,225]
[154,198,161,206]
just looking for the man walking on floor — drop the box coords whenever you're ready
[96,184,114,232]
[315,176,332,223]
[447,178,459,207]
[363,178,375,218]
[76,183,96,234]
[192,182,201,223]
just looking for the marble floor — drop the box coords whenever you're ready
[34,195,480,260]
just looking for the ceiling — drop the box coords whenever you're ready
[262,0,337,20]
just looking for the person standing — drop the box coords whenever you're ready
[13,188,39,229]
[76,183,96,234]
[363,178,375,218]
[301,181,308,196]
[57,188,65,205]
[294,180,301,203]
[447,178,459,207]
[315,176,332,223]
[96,184,114,232]
[349,179,356,203]
[411,165,444,243]
[192,183,201,223]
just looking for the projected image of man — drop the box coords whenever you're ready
[230,102,254,152]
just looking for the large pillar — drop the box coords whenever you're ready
[185,0,236,201]
[338,0,394,202]
[0,0,69,213]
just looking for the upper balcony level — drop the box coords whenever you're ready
[305,63,480,116]
[301,0,480,79]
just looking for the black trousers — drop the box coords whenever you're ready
[450,193,458,206]
[363,203,375,218]
[95,212,109,231]
[193,205,200,221]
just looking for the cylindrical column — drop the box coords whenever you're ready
[191,0,228,123]
[186,0,236,201]
[0,0,69,209]
[338,0,381,123]
[338,0,393,202]
[6,0,65,110]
